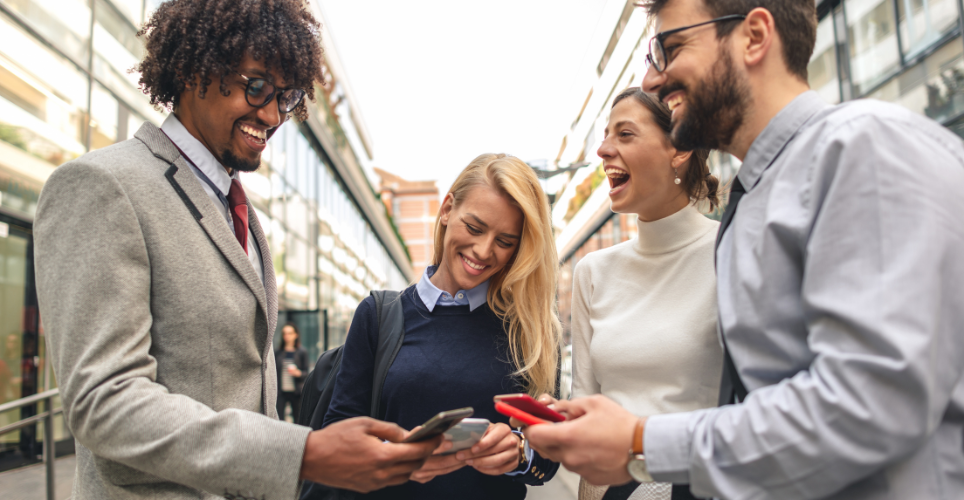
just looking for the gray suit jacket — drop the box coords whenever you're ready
[34,123,311,499]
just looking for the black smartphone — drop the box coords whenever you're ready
[402,407,474,443]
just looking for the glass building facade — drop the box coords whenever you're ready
[0,0,410,471]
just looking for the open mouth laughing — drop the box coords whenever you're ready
[237,122,268,151]
[606,166,630,195]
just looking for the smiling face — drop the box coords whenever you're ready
[642,0,751,151]
[176,53,289,172]
[599,98,689,221]
[431,185,524,296]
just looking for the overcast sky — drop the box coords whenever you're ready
[316,0,615,196]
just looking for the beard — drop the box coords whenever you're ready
[665,48,751,152]
[220,149,261,172]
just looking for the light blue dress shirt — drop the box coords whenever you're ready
[644,92,964,499]
[416,265,489,312]
[414,265,535,474]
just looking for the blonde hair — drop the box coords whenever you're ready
[432,154,562,397]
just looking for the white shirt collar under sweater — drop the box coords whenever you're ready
[633,204,717,255]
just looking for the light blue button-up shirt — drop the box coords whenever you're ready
[415,265,489,312]
[644,92,964,499]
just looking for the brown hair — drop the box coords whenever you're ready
[612,87,719,210]
[639,0,817,81]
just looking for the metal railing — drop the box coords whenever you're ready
[0,389,62,500]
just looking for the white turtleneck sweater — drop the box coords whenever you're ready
[570,205,723,419]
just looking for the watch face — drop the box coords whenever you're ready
[627,455,654,483]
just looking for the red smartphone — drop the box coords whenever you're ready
[495,402,550,426]
[493,394,566,423]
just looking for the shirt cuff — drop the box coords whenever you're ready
[644,411,705,484]
[504,430,534,476]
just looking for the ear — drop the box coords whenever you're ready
[439,193,455,226]
[741,7,777,70]
[671,150,693,169]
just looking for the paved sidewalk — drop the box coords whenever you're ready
[527,465,578,500]
[0,455,75,500]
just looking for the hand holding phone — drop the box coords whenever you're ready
[441,418,490,455]
[403,408,474,443]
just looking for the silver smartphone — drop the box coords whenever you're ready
[441,418,490,455]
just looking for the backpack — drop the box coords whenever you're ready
[297,290,406,500]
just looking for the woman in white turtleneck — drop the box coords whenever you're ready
[570,88,723,500]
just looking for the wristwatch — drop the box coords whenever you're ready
[627,419,654,483]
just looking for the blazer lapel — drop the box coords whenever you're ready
[248,204,277,348]
[135,123,269,319]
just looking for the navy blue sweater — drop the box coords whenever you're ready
[324,285,558,499]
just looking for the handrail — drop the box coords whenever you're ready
[0,389,62,500]
[0,389,59,414]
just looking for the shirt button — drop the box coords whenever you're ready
[457,293,464,299]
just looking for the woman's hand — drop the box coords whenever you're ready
[508,393,560,428]
[457,423,521,476]
[409,436,464,483]
[287,365,302,377]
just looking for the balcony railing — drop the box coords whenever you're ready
[0,389,62,500]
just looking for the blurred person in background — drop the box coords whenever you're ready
[568,88,721,500]
[324,154,562,500]
[33,1,438,498]
[524,0,964,499]
[276,322,309,422]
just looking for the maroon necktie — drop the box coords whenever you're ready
[227,179,249,255]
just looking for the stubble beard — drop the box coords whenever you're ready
[221,149,262,173]
[670,48,751,152]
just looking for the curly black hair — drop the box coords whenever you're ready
[135,0,323,121]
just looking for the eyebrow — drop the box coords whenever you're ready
[466,213,520,240]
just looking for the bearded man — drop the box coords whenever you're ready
[33,1,438,499]
[523,1,964,499]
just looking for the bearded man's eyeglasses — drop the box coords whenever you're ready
[233,70,307,114]
[645,15,747,73]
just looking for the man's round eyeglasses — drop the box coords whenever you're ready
[233,70,306,114]
[645,14,747,73]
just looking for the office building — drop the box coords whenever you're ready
[375,167,440,278]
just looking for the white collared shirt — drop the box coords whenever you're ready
[161,115,264,284]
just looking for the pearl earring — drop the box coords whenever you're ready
[674,168,681,185]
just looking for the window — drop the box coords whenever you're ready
[810,15,842,104]
[897,0,959,58]
[868,38,964,122]
[846,0,901,94]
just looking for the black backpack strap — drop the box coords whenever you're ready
[369,290,405,419]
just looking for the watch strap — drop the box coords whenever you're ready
[632,419,644,455]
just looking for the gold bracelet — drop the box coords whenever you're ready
[517,432,529,469]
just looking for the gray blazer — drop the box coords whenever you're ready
[34,123,311,500]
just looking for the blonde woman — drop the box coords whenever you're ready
[570,88,723,500]
[325,154,562,500]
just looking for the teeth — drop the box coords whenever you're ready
[666,95,684,111]
[461,255,486,271]
[605,168,628,178]
[239,124,267,140]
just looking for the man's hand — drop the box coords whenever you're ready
[523,395,640,486]
[299,417,442,493]
[458,423,521,475]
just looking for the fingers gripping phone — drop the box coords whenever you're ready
[441,418,490,455]
[493,394,566,423]
[402,407,474,443]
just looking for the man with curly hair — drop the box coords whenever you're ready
[33,1,439,499]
